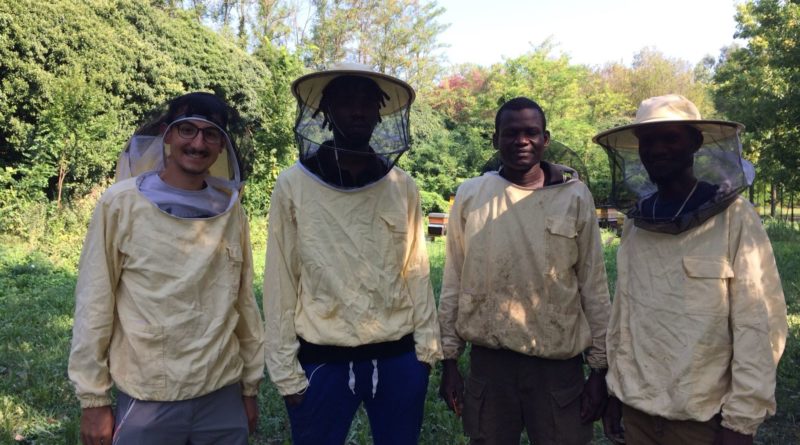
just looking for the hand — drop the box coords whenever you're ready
[580,369,608,423]
[242,396,258,435]
[80,406,114,445]
[438,359,464,416]
[714,427,753,445]
[283,392,305,407]
[602,396,625,444]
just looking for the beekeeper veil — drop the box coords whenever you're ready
[291,62,415,188]
[593,94,753,234]
[116,92,246,195]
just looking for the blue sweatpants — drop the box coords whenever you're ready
[286,351,430,445]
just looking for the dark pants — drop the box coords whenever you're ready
[112,383,248,445]
[462,346,592,445]
[286,351,430,445]
[622,403,721,445]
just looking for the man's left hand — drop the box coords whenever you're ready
[242,396,258,435]
[580,369,608,423]
[714,427,753,445]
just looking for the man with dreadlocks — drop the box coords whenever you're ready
[594,95,787,445]
[263,63,442,444]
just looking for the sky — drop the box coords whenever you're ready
[435,0,744,68]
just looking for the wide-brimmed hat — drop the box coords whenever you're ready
[593,94,744,150]
[291,62,415,116]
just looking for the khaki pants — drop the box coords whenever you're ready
[462,346,592,445]
[622,403,721,445]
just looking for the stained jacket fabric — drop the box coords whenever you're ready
[438,169,611,368]
[263,163,443,396]
[68,177,265,408]
[606,196,788,435]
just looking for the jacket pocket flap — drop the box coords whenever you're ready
[551,383,583,408]
[227,245,243,262]
[546,216,577,238]
[683,256,734,278]
[379,213,408,232]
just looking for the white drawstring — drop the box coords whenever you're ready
[348,361,356,395]
[297,363,326,395]
[111,399,137,445]
[371,359,379,398]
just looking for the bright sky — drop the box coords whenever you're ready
[435,0,744,68]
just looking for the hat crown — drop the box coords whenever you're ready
[635,94,702,124]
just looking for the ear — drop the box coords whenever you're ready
[492,132,499,150]
[543,130,551,148]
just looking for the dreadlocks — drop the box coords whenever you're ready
[313,75,390,130]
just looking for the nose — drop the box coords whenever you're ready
[189,131,207,148]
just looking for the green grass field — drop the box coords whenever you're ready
[0,221,797,444]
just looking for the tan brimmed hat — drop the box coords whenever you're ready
[291,62,415,115]
[592,94,744,150]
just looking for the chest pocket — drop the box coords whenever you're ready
[545,216,578,274]
[682,256,733,315]
[379,213,408,271]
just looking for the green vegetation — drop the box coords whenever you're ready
[2,224,798,444]
[1,0,798,443]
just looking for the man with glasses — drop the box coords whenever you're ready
[69,92,265,445]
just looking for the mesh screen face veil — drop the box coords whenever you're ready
[116,93,246,192]
[593,95,753,234]
[291,62,415,189]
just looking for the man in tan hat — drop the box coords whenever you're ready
[593,94,788,445]
[263,63,442,444]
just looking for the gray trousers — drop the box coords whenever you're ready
[112,383,249,445]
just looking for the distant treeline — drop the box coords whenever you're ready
[1,0,796,235]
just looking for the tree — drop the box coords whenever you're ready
[713,0,800,190]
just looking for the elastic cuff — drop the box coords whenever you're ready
[78,394,113,409]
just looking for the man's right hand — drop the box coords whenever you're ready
[283,392,305,407]
[80,406,114,445]
[438,359,464,416]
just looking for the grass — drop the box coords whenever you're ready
[0,223,798,444]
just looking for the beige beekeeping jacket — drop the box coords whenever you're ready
[68,178,265,408]
[263,164,442,396]
[607,196,787,435]
[438,170,611,368]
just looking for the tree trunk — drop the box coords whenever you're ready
[57,163,66,209]
[770,182,777,218]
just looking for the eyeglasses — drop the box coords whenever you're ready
[174,122,225,146]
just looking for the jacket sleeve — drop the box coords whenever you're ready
[405,183,443,365]
[263,179,308,396]
[575,187,611,369]
[234,208,266,397]
[68,197,120,408]
[722,202,788,435]
[438,187,467,360]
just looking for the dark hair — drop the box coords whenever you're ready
[314,75,389,130]
[166,92,230,129]
[494,97,547,134]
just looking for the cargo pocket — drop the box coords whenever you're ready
[462,375,486,439]
[120,323,166,391]
[682,256,733,315]
[227,244,244,299]
[549,384,592,444]
[545,216,579,273]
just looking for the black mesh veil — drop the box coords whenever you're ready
[595,122,753,234]
[291,63,415,189]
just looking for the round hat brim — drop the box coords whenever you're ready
[593,119,744,150]
[292,69,415,116]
